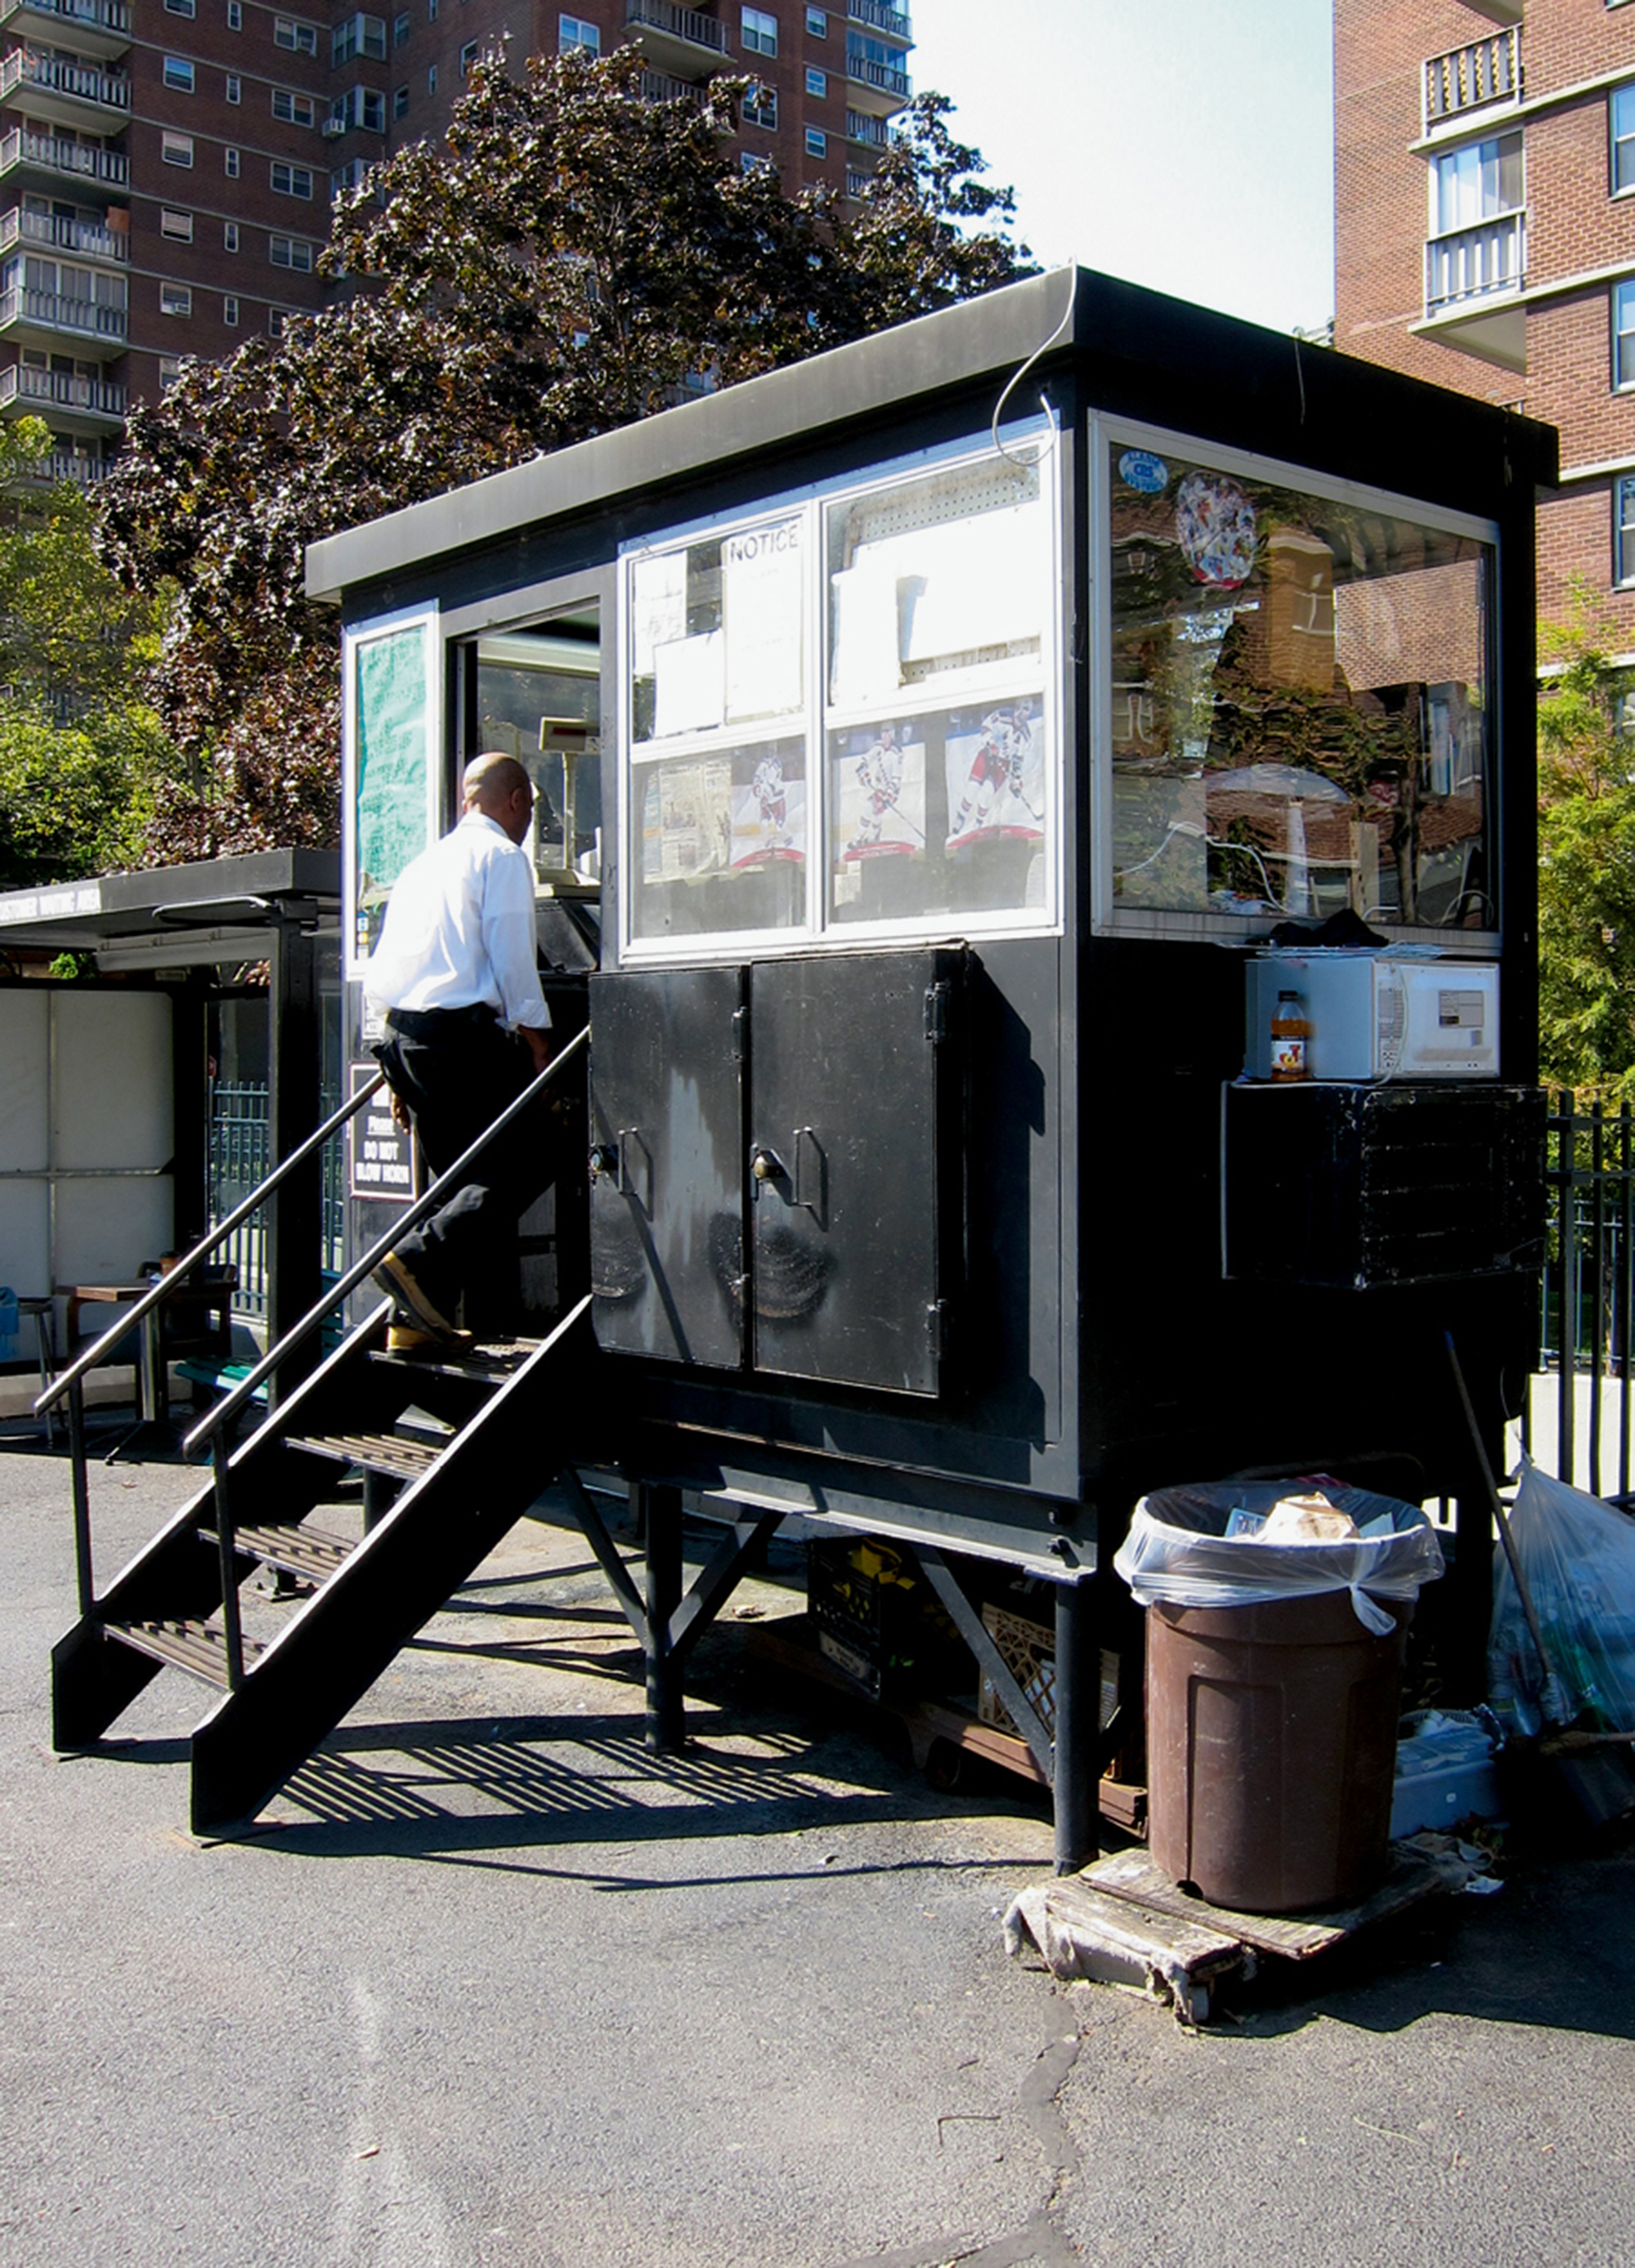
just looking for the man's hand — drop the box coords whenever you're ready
[390,1089,413,1133]
[522,1025,554,1076]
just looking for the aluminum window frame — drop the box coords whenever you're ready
[1089,410,1503,950]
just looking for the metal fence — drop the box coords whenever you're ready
[1527,1094,1635,1504]
[206,1082,345,1318]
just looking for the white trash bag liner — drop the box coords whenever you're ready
[1114,1478,1445,1638]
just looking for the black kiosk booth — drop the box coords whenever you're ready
[49,268,1556,1863]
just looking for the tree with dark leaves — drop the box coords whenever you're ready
[96,50,1031,859]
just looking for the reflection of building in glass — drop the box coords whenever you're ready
[1108,441,1492,931]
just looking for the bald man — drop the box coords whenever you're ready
[364,754,558,1351]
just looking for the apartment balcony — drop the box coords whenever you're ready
[0,357,123,431]
[34,443,108,484]
[0,0,132,65]
[844,48,910,116]
[0,279,126,356]
[638,65,706,105]
[848,0,911,42]
[1419,211,1525,372]
[624,0,726,77]
[0,124,128,190]
[845,107,889,148]
[1423,25,1518,132]
[0,48,131,132]
[0,203,126,265]
[844,165,873,199]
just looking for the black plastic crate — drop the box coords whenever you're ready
[806,1537,964,1702]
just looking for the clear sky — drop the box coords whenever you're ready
[908,0,1336,339]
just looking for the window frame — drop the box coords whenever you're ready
[273,14,318,53]
[805,5,826,32]
[161,129,195,168]
[272,86,317,127]
[1090,409,1503,948]
[271,159,315,198]
[616,425,1066,967]
[1614,83,1635,196]
[159,280,193,316]
[741,5,777,58]
[159,206,194,241]
[558,10,599,51]
[162,55,195,92]
[270,230,316,271]
[224,293,239,324]
[1616,476,1635,588]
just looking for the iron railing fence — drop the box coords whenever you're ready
[207,1081,344,1317]
[1528,1093,1635,1503]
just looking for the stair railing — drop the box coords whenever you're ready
[186,1024,590,1687]
[38,1070,389,1623]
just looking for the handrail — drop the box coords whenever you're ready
[36,1069,386,1415]
[186,1024,589,1454]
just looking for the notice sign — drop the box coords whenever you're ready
[349,1062,414,1200]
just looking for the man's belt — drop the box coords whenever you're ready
[383,1003,499,1037]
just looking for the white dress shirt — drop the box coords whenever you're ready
[364,812,550,1031]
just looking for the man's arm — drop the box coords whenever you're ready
[480,846,552,1040]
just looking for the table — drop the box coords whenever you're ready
[58,1272,236,1460]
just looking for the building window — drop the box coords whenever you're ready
[740,150,773,174]
[225,146,241,177]
[742,7,777,56]
[160,281,193,317]
[428,0,437,18]
[1427,130,1523,309]
[271,232,315,270]
[393,9,410,42]
[744,83,777,128]
[805,127,826,157]
[274,16,318,53]
[162,131,195,167]
[1616,281,1635,389]
[459,38,478,74]
[559,11,599,51]
[270,308,292,338]
[226,72,241,103]
[1618,477,1635,586]
[164,0,195,13]
[805,6,826,30]
[428,62,437,92]
[1433,131,1523,235]
[159,207,194,240]
[271,160,314,197]
[1614,85,1635,195]
[227,0,242,25]
[333,12,387,65]
[224,220,240,249]
[224,293,239,325]
[805,65,826,98]
[163,56,195,92]
[158,354,185,391]
[393,82,409,116]
[333,84,386,131]
[272,88,316,126]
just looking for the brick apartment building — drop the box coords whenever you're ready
[0,0,912,486]
[1336,0,1635,643]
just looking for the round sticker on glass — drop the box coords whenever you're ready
[1176,471,1257,589]
[1118,449,1169,494]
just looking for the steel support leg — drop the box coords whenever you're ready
[640,1482,685,1753]
[1052,1575,1100,1876]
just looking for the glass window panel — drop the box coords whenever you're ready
[476,615,602,884]
[826,454,1044,711]
[1615,84,1635,193]
[828,700,1047,928]
[631,515,804,745]
[1108,441,1493,931]
[631,740,807,942]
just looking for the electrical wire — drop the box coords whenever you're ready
[991,268,1077,467]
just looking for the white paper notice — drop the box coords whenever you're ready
[723,519,803,722]
[631,551,688,678]
[896,504,1044,664]
[653,630,725,737]
[828,563,903,709]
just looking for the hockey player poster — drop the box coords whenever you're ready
[835,722,926,861]
[945,702,1045,850]
[729,744,806,868]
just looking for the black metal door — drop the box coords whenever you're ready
[588,967,746,1367]
[748,948,963,1396]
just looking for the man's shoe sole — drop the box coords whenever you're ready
[387,1322,477,1357]
[371,1250,457,1336]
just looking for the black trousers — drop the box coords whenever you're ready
[374,1006,559,1330]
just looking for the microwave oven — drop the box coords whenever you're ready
[1243,954,1500,1082]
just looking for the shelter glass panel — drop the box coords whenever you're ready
[1105,436,1494,935]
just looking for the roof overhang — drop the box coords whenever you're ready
[0,848,340,968]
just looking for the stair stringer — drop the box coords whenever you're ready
[188,1299,591,1835]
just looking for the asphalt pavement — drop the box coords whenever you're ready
[4,1415,1635,2268]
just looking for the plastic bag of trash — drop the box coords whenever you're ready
[1489,1456,1635,1738]
[1114,1476,1445,1636]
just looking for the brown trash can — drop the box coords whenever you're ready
[1146,1588,1411,1915]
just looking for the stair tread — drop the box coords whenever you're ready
[289,1430,445,1480]
[105,1617,264,1688]
[367,1335,543,1385]
[204,1519,357,1583]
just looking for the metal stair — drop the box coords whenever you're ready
[51,1295,591,1835]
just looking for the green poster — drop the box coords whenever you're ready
[353,624,431,958]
